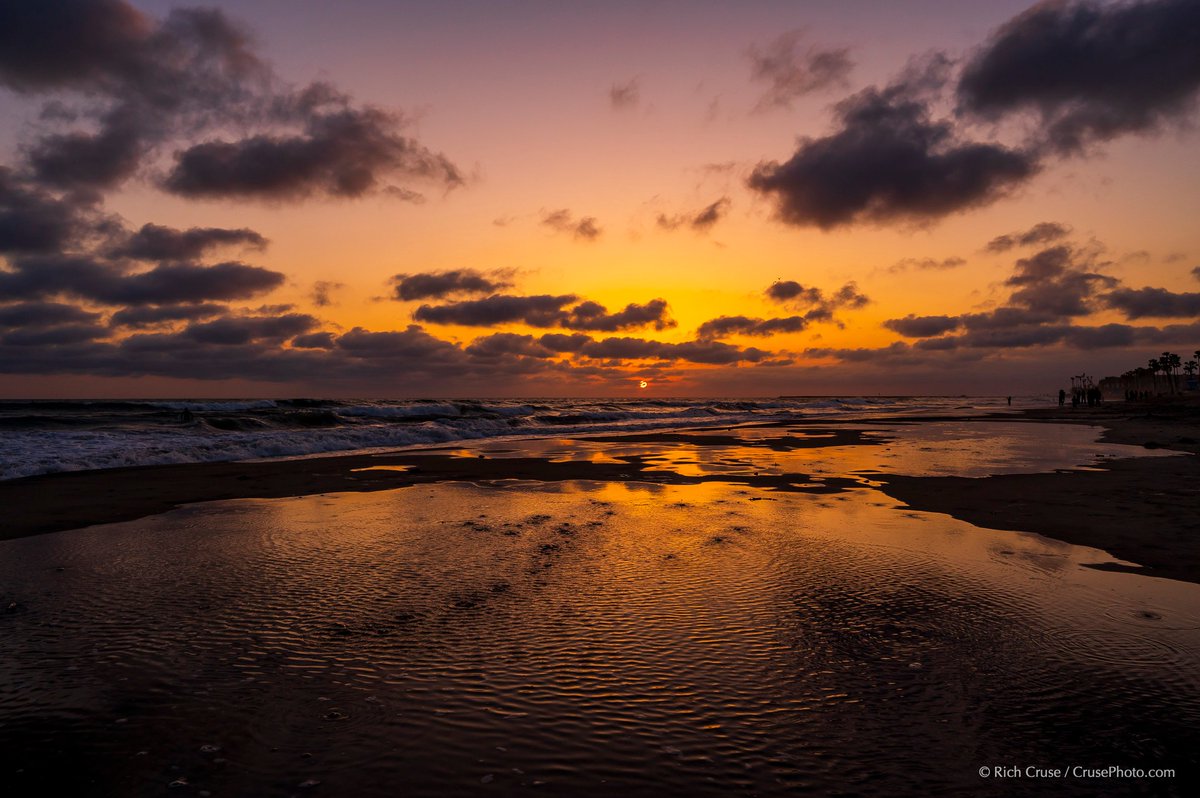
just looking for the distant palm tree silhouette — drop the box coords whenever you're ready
[1162,352,1182,394]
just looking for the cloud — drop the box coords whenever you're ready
[0,2,462,199]
[466,333,555,359]
[923,325,1072,350]
[958,0,1200,155]
[887,256,966,274]
[1102,287,1200,319]
[1134,321,1200,345]
[541,209,602,241]
[0,301,101,328]
[765,280,821,304]
[309,280,343,308]
[657,197,731,232]
[26,104,148,190]
[874,241,1200,357]
[109,303,226,328]
[1064,323,1138,350]
[114,261,286,305]
[909,321,1153,352]
[829,283,870,309]
[805,341,923,364]
[572,336,771,365]
[0,302,782,386]
[382,185,426,203]
[182,313,318,345]
[1,322,108,346]
[112,223,267,261]
[163,104,463,200]
[692,281,868,340]
[0,167,100,255]
[743,1,1200,231]
[537,333,592,353]
[415,294,676,332]
[696,315,809,339]
[985,221,1071,253]
[883,315,962,337]
[0,3,266,192]
[748,30,854,111]
[958,306,1059,331]
[0,1,262,95]
[415,294,576,327]
[879,247,1113,348]
[335,325,465,362]
[749,75,1037,228]
[1193,266,1200,281]
[765,280,869,316]
[390,268,515,301]
[291,331,336,349]
[609,77,640,110]
[567,299,676,332]
[0,256,285,305]
[1004,245,1116,317]
[0,2,481,389]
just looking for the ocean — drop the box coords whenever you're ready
[0,395,1027,480]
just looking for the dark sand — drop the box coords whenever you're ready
[3,403,1199,583]
[878,400,1200,584]
[0,428,870,541]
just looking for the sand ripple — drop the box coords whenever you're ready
[1,482,1198,796]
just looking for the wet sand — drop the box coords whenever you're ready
[878,400,1200,584]
[3,406,1199,585]
[0,427,879,541]
[4,478,1199,796]
[3,409,1198,795]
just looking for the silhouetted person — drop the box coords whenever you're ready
[180,408,194,423]
[1006,396,1012,406]
[1058,389,1066,407]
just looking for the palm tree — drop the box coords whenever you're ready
[1163,352,1182,393]
[1186,360,1198,391]
[1149,357,1161,394]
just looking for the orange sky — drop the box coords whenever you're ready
[1,0,1198,397]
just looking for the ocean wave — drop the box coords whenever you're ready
[0,396,1018,480]
[149,399,280,412]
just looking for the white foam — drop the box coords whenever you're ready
[0,396,1023,480]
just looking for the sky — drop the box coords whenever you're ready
[1,0,1198,398]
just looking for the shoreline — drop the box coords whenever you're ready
[0,426,874,542]
[3,402,1199,584]
[876,400,1200,584]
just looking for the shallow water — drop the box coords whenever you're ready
[0,395,1024,480]
[457,419,1180,480]
[1,423,1197,796]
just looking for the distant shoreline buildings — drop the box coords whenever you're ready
[1099,351,1200,399]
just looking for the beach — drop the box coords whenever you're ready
[4,401,1199,584]
[880,401,1200,585]
[2,400,1198,795]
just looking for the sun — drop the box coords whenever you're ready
[638,380,648,389]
